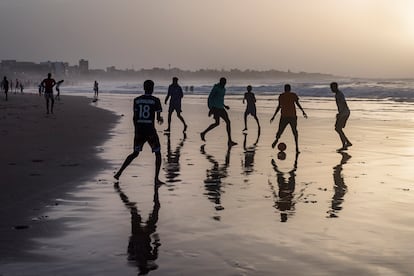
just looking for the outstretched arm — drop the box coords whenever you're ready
[295,100,307,118]
[156,111,164,124]
[270,104,280,123]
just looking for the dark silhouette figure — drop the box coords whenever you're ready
[200,144,233,218]
[94,80,99,98]
[242,129,260,175]
[164,132,186,186]
[270,84,307,153]
[15,79,19,93]
[1,76,9,101]
[331,82,352,151]
[270,153,299,222]
[328,152,351,218]
[114,182,161,275]
[164,77,187,133]
[55,80,64,100]
[242,85,261,132]
[200,77,237,146]
[41,73,56,114]
[114,80,164,185]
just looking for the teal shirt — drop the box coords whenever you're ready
[208,83,225,109]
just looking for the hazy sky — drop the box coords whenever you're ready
[0,0,413,78]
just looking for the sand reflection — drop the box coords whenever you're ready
[200,144,233,220]
[269,153,299,222]
[327,152,351,218]
[114,182,161,275]
[164,132,187,188]
[242,130,260,175]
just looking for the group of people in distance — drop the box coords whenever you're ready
[1,76,25,101]
[114,77,352,185]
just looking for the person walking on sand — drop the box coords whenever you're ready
[55,80,64,100]
[243,85,260,132]
[330,82,352,151]
[200,77,237,146]
[1,76,9,101]
[114,80,164,185]
[270,84,307,153]
[164,77,187,133]
[41,73,56,114]
[93,80,99,98]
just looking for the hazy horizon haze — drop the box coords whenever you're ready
[0,0,413,78]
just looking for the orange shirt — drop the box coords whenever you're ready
[278,92,298,117]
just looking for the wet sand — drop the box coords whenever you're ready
[1,93,414,275]
[0,93,118,261]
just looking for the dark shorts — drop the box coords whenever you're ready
[44,92,53,99]
[168,104,182,113]
[335,112,350,129]
[209,107,229,121]
[134,131,161,153]
[245,107,257,116]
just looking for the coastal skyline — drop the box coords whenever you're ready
[0,0,413,78]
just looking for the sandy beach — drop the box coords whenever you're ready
[1,91,414,275]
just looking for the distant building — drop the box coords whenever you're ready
[79,59,89,75]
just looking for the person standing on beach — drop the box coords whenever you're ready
[114,80,164,185]
[164,77,187,133]
[330,82,352,151]
[200,77,237,146]
[243,85,260,132]
[270,84,307,153]
[1,76,9,101]
[55,80,64,100]
[93,80,99,98]
[41,73,56,114]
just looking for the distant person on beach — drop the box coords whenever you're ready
[270,84,307,153]
[19,82,24,94]
[330,82,352,151]
[200,77,237,146]
[15,79,19,93]
[41,73,56,114]
[93,80,99,98]
[114,80,164,185]
[55,80,64,100]
[164,77,187,133]
[243,85,260,132]
[1,76,9,101]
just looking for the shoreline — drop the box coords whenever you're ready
[0,93,119,260]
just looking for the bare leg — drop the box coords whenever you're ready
[154,151,164,185]
[201,117,220,141]
[165,111,172,131]
[114,151,139,180]
[243,113,248,131]
[177,112,187,132]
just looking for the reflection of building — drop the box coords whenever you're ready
[79,59,89,75]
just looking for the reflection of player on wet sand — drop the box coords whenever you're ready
[269,152,299,222]
[328,152,351,218]
[114,80,164,185]
[114,182,161,275]
[242,130,260,175]
[164,132,187,185]
[200,144,233,217]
